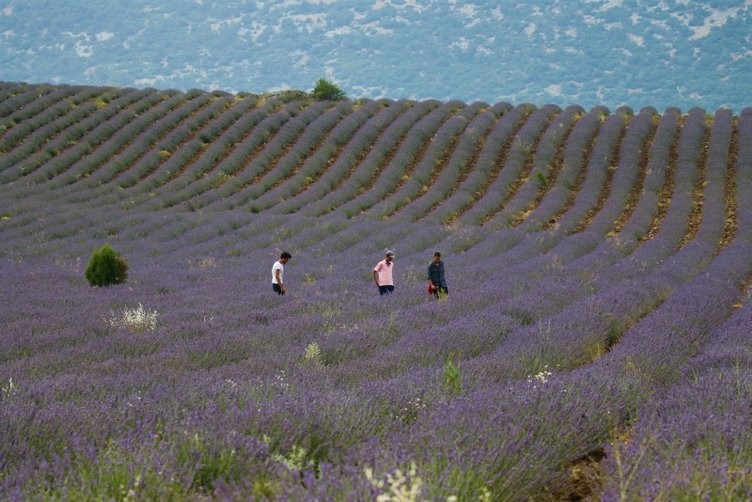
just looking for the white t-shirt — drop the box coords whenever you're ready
[272,260,284,284]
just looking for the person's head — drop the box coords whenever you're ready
[433,251,441,263]
[385,250,394,263]
[280,251,292,264]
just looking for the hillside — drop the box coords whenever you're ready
[2,81,752,499]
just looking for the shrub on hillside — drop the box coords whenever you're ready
[312,78,346,101]
[85,245,128,287]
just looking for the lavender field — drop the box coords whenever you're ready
[1,81,752,500]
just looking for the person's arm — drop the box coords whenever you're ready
[427,264,435,287]
[373,268,380,286]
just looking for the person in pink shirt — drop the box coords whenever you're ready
[372,250,395,295]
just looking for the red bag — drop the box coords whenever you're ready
[428,284,435,295]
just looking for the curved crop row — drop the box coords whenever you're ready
[0,86,109,180]
[164,97,306,209]
[460,103,561,226]
[303,100,439,217]
[195,100,335,211]
[275,99,412,215]
[25,88,160,190]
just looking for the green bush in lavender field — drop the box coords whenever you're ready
[85,244,128,287]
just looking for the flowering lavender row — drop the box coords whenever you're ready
[576,107,658,238]
[0,82,52,117]
[361,101,486,221]
[174,99,309,210]
[92,94,234,202]
[212,100,355,212]
[56,90,198,202]
[406,106,506,222]
[30,89,168,200]
[608,108,681,246]
[0,82,29,104]
[595,260,752,497]
[484,105,585,229]
[303,100,439,218]
[591,107,709,284]
[131,94,262,199]
[597,109,752,498]
[333,100,461,218]
[547,107,630,238]
[519,105,607,232]
[694,107,734,246]
[4,88,119,184]
[145,96,302,211]
[97,94,248,209]
[246,100,383,213]
[159,95,266,185]
[518,108,678,278]
[438,107,630,268]
[426,103,530,225]
[497,107,657,277]
[195,100,335,211]
[509,108,719,319]
[458,103,561,226]
[0,85,106,182]
[155,96,315,209]
[275,100,414,215]
[23,89,161,194]
[408,111,736,384]
[0,84,83,149]
[389,105,500,222]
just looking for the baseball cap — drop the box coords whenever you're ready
[386,250,395,258]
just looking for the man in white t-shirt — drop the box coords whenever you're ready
[272,252,292,295]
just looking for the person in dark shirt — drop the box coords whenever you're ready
[427,251,448,298]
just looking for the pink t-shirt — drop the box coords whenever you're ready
[373,259,394,286]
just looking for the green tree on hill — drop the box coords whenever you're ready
[312,78,346,101]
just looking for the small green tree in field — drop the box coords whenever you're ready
[442,353,462,396]
[85,245,128,287]
[312,78,345,101]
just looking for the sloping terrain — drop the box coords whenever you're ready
[1,82,752,499]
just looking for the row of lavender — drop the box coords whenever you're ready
[2,198,748,499]
[0,204,749,499]
[2,83,604,225]
[2,81,752,498]
[0,82,695,247]
[0,83,692,236]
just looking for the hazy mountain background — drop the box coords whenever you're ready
[1,0,750,111]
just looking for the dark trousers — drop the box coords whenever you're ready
[272,284,284,295]
[378,285,395,295]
